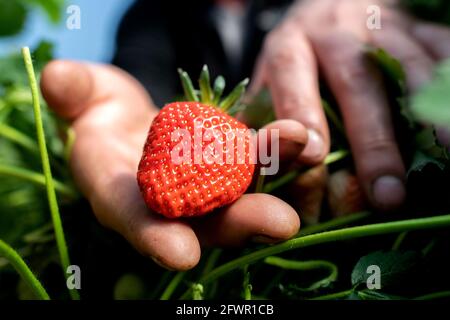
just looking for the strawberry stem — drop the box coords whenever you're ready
[212,75,225,105]
[219,78,249,112]
[199,65,213,104]
[178,68,199,102]
[0,239,50,300]
[196,214,450,286]
[23,47,79,300]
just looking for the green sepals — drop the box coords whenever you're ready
[199,65,213,104]
[227,104,247,116]
[178,68,199,102]
[177,66,249,115]
[212,75,225,105]
[219,78,249,112]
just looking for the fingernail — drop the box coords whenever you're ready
[151,256,175,271]
[251,235,278,244]
[303,129,325,160]
[436,127,450,149]
[372,176,406,209]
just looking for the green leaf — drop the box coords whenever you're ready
[24,0,65,23]
[411,59,450,129]
[368,48,415,128]
[351,250,420,289]
[0,0,27,36]
[368,48,406,87]
[407,151,446,177]
[0,41,54,86]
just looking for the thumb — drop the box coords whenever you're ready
[40,60,94,120]
[40,60,152,120]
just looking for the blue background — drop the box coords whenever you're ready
[0,0,135,62]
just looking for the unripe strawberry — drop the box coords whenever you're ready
[327,169,366,217]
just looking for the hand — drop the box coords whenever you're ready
[40,61,303,270]
[251,0,450,210]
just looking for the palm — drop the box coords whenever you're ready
[41,61,301,270]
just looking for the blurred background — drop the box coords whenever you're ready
[1,0,450,301]
[0,0,134,61]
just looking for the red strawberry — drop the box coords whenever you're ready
[137,66,255,218]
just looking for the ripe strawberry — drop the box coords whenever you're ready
[137,66,255,218]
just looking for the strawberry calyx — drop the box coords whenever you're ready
[177,65,249,114]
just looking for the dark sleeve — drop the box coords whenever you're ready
[112,0,177,107]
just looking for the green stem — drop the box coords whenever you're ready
[202,249,222,276]
[299,211,371,236]
[265,257,337,280]
[265,257,337,291]
[263,150,349,194]
[22,47,79,300]
[322,100,345,135]
[261,270,285,297]
[311,289,353,300]
[149,270,172,299]
[414,290,450,300]
[0,239,50,300]
[160,272,186,300]
[392,231,408,251]
[422,238,437,256]
[5,87,32,106]
[196,214,450,286]
[263,169,299,194]
[324,150,349,166]
[0,163,77,198]
[63,127,76,161]
[0,123,38,153]
[242,265,252,300]
[254,171,266,193]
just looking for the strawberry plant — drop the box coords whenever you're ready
[1,0,450,301]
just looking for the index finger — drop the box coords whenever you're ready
[262,22,330,165]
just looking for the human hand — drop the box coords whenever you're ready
[251,0,450,211]
[40,61,303,270]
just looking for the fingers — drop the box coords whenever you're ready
[260,119,308,164]
[90,172,201,271]
[193,194,300,247]
[40,60,152,120]
[289,165,327,224]
[370,27,434,92]
[411,22,450,61]
[261,22,330,164]
[313,32,406,210]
